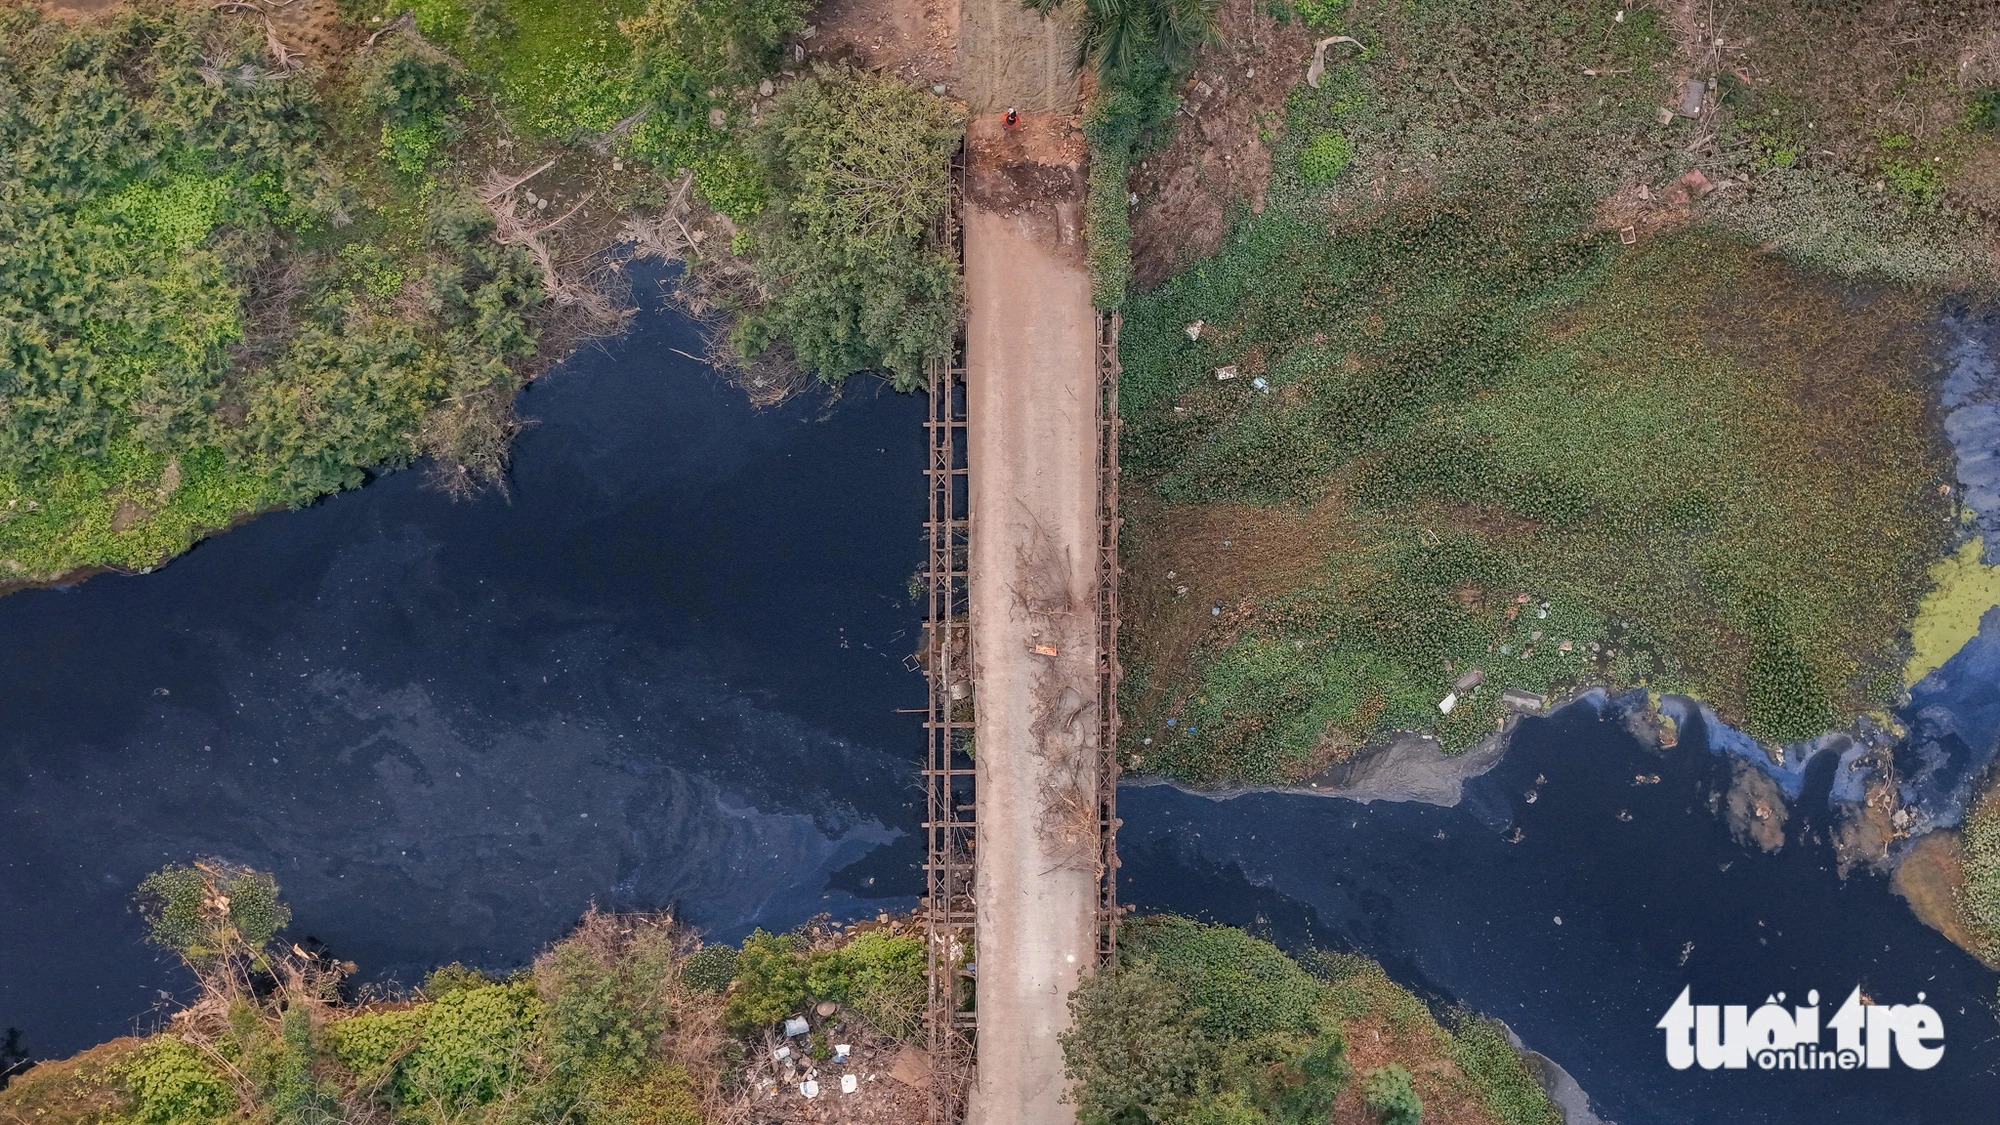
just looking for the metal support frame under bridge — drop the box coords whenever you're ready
[920,312,1124,1124]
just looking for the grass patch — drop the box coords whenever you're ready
[1904,537,2000,686]
[1117,0,1959,783]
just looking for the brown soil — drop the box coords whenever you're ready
[1120,490,1357,735]
[1126,0,1320,287]
[963,113,1088,255]
[0,1038,143,1125]
[805,0,958,91]
[1323,965,1512,1125]
[735,1030,928,1125]
[1891,830,2000,969]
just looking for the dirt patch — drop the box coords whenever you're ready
[735,1028,928,1125]
[0,1037,144,1125]
[1126,0,1320,287]
[962,113,1087,256]
[804,0,957,92]
[1892,830,2000,969]
[1121,490,1355,724]
[1722,758,1788,852]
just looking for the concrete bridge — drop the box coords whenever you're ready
[921,4,1121,1122]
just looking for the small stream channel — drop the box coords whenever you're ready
[3,269,1997,1123]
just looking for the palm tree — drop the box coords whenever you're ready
[1023,0,1220,80]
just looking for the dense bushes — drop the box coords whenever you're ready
[736,68,962,388]
[0,6,546,583]
[1064,918,1352,1125]
[1959,792,2000,963]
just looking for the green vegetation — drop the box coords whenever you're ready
[1959,791,2000,964]
[1,0,956,587]
[137,861,292,974]
[735,67,963,389]
[1360,1065,1420,1125]
[1904,538,2000,686]
[0,4,538,582]
[1063,917,1559,1125]
[1117,0,1972,783]
[0,864,940,1125]
[1032,0,1220,308]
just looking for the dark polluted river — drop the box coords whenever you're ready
[5,273,1998,1124]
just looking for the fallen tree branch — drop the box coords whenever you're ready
[1306,35,1363,89]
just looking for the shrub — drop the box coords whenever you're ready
[1060,963,1208,1125]
[398,983,540,1107]
[328,1006,430,1082]
[622,0,806,90]
[1122,916,1324,1041]
[681,943,738,994]
[805,932,926,1039]
[422,963,492,998]
[741,67,962,388]
[1361,1064,1422,1125]
[536,922,677,1078]
[124,1039,234,1125]
[137,861,291,970]
[1958,792,2000,961]
[1296,130,1352,186]
[359,36,460,125]
[723,930,808,1031]
[1967,88,2000,131]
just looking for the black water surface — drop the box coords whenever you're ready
[1123,703,2000,1125]
[1,267,929,1057]
[5,276,1999,1124]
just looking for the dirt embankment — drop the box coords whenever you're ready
[1125,0,1319,286]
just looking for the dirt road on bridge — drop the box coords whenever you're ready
[959,16,1100,1112]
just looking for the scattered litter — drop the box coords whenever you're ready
[1525,790,1539,803]
[933,84,946,95]
[1250,376,1270,392]
[1501,688,1547,714]
[611,158,624,172]
[1166,570,1177,579]
[817,1001,838,1017]
[1214,364,1239,381]
[1454,668,1485,692]
[1536,607,1548,618]
[1679,77,1706,116]
[1656,105,1675,125]
[1185,319,1205,340]
[841,1074,859,1094]
[1210,604,1222,616]
[783,1017,809,1038]
[1633,774,1661,785]
[1505,827,1525,843]
[1554,916,1563,925]
[1617,809,1635,822]
[1032,643,1060,657]
[1619,225,1637,245]
[759,78,775,97]
[1558,640,1573,652]
[1438,692,1459,714]
[1679,169,1714,197]
[1175,585,1188,596]
[774,1046,793,1061]
[1128,192,1139,207]
[1167,718,1178,727]
[800,1080,820,1099]
[833,1043,851,1063]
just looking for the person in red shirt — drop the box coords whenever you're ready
[1004,107,1019,130]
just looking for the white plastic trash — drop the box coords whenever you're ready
[833,1044,851,1063]
[1438,692,1458,714]
[773,1046,792,1061]
[1185,320,1205,340]
[800,1080,820,1099]
[783,1017,809,1037]
[1214,365,1238,381]
[841,1074,859,1094]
